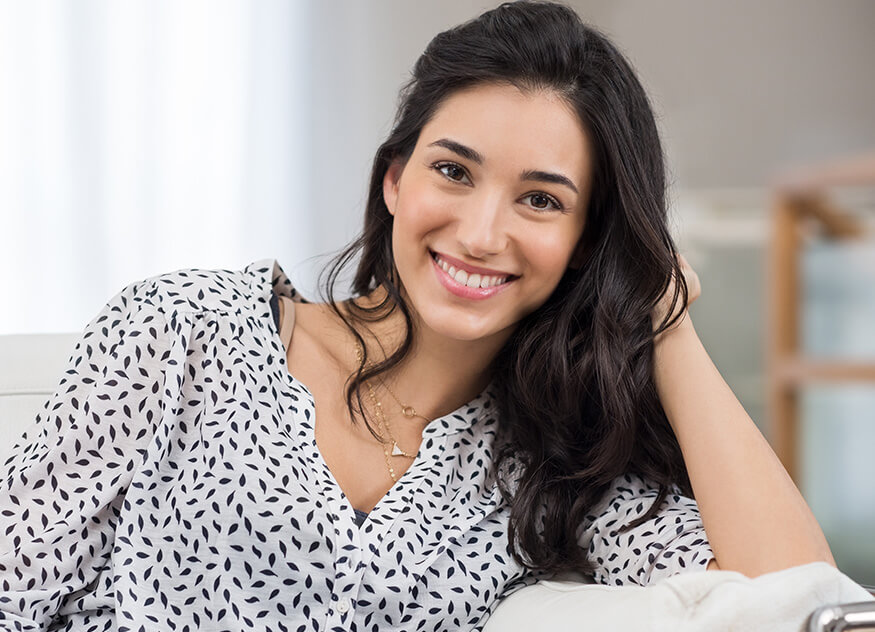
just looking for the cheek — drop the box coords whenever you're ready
[523,229,581,278]
[395,187,457,240]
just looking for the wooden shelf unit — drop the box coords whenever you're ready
[766,185,875,483]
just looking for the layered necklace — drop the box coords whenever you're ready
[354,341,431,482]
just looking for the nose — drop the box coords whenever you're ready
[455,190,508,258]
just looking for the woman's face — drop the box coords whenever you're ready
[383,82,592,346]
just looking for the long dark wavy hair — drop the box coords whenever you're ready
[320,0,691,576]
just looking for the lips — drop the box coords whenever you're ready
[427,250,519,302]
[429,251,517,290]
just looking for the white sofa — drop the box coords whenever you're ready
[1,333,873,631]
[0,333,80,463]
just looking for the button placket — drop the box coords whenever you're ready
[357,434,449,571]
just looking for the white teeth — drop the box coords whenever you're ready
[434,253,510,288]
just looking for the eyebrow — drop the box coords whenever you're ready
[427,137,580,196]
[520,169,579,195]
[428,138,485,165]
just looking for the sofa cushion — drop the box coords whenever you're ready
[485,561,873,631]
[0,334,80,463]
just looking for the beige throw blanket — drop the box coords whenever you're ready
[485,562,873,631]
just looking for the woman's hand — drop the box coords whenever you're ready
[651,253,701,335]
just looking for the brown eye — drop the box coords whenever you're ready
[530,193,550,209]
[522,192,563,212]
[434,162,470,184]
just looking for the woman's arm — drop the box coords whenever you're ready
[652,257,835,577]
[0,284,173,630]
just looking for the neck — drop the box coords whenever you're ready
[352,287,510,423]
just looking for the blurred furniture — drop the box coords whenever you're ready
[767,154,875,482]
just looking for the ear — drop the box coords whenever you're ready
[382,160,404,215]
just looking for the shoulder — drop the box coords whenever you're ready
[76,258,297,372]
[118,258,297,320]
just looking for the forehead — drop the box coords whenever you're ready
[417,82,591,183]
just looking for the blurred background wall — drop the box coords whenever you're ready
[1,0,873,583]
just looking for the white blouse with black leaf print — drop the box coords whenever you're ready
[0,259,714,632]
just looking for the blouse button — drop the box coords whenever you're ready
[337,597,350,614]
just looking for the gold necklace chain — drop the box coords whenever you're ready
[354,340,422,482]
[380,382,431,423]
[365,382,415,482]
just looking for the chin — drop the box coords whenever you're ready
[413,300,516,344]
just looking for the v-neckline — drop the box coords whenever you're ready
[257,267,498,572]
[272,293,420,521]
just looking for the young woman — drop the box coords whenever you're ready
[0,2,834,631]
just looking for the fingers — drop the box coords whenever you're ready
[675,253,701,306]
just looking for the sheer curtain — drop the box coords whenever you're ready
[0,0,310,333]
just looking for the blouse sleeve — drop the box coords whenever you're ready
[578,472,716,586]
[0,283,174,630]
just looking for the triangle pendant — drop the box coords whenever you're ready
[391,442,405,457]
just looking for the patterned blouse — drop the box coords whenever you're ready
[0,259,714,632]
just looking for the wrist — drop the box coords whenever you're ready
[651,313,702,433]
[652,310,696,347]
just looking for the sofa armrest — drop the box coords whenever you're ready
[0,333,80,463]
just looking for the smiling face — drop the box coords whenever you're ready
[382,82,592,346]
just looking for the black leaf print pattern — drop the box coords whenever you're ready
[578,472,716,586]
[0,260,713,631]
